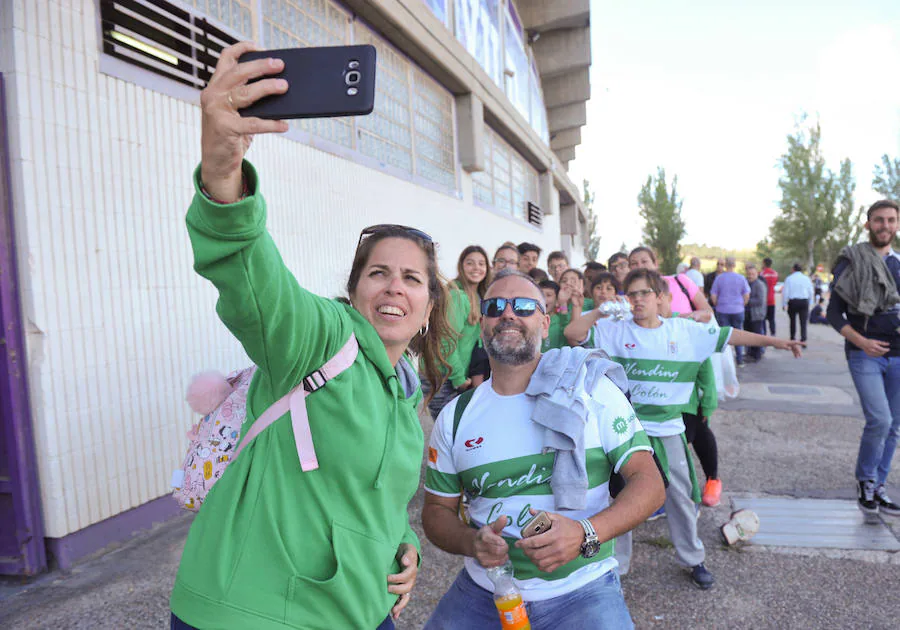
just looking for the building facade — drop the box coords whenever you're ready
[0,0,591,574]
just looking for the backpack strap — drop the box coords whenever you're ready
[232,334,359,470]
[452,388,476,444]
[672,275,695,312]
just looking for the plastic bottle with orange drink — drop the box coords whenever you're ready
[486,560,531,630]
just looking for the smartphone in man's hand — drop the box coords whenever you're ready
[238,45,376,120]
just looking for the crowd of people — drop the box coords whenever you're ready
[169,44,900,630]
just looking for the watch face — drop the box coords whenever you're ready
[581,541,600,558]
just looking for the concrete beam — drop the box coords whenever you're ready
[548,102,586,133]
[539,172,555,215]
[456,93,484,173]
[542,68,591,109]
[560,203,577,234]
[550,128,581,152]
[555,147,576,163]
[532,27,591,80]
[517,0,590,33]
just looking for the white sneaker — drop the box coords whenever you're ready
[721,509,760,545]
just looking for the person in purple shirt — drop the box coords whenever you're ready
[710,257,751,365]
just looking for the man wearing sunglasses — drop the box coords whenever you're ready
[422,269,665,629]
[564,268,803,590]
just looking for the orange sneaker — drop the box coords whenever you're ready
[702,479,722,507]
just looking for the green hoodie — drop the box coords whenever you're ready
[170,163,423,630]
[445,281,480,387]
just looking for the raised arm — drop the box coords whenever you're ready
[564,308,602,346]
[189,43,348,395]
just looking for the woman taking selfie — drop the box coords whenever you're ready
[170,42,453,630]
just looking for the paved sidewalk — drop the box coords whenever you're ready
[3,309,899,629]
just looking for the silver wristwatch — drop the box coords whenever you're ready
[579,518,601,558]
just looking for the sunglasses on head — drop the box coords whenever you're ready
[356,224,434,251]
[480,297,546,318]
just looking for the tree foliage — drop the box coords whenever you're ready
[769,120,840,271]
[820,158,865,266]
[582,179,601,261]
[873,154,900,200]
[637,167,686,274]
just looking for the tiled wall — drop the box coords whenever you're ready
[1,0,564,537]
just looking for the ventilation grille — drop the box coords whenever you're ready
[100,0,239,89]
[527,201,543,227]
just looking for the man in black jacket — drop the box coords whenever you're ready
[828,199,900,521]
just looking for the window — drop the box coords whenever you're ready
[423,0,450,26]
[101,0,459,191]
[529,61,549,143]
[181,0,255,38]
[503,3,529,123]
[475,125,539,225]
[99,0,240,89]
[263,0,354,148]
[455,0,502,86]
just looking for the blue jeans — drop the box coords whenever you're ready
[171,613,395,629]
[847,351,900,485]
[423,568,633,630]
[716,311,745,363]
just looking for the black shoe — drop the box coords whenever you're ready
[690,563,715,590]
[875,485,900,516]
[858,480,880,522]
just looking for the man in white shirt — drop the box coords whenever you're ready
[685,257,704,289]
[782,263,815,342]
[422,269,665,629]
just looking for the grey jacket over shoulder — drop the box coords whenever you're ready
[525,346,629,510]
[832,243,900,317]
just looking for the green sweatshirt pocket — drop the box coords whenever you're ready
[284,521,396,629]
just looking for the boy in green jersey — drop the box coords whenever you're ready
[565,269,802,589]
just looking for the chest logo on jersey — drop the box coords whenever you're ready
[464,436,484,450]
[625,343,637,349]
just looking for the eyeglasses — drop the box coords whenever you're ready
[626,289,657,300]
[357,224,434,251]
[493,258,518,267]
[481,297,546,318]
[611,261,629,271]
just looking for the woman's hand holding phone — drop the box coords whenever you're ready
[199,42,290,203]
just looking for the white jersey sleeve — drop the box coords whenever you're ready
[424,398,462,497]
[586,377,653,473]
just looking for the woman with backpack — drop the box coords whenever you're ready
[422,245,492,418]
[170,42,454,630]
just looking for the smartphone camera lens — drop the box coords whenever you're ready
[348,60,360,69]
[345,70,361,86]
[347,87,358,96]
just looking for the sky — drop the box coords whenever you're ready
[568,0,900,260]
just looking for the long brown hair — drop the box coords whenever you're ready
[455,245,492,326]
[346,228,455,405]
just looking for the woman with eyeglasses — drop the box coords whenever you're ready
[170,42,454,630]
[422,246,492,418]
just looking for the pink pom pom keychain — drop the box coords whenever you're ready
[185,371,235,416]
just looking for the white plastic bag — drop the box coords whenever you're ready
[712,347,740,401]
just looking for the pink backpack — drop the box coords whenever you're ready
[171,334,359,511]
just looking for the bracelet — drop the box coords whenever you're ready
[199,174,250,204]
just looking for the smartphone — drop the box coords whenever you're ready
[520,511,552,538]
[237,45,376,120]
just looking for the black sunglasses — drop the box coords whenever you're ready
[357,224,434,251]
[481,297,546,318]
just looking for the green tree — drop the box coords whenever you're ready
[873,154,900,199]
[769,119,837,271]
[637,167,686,274]
[821,158,865,265]
[582,179,601,261]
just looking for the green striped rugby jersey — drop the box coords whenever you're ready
[425,376,651,601]
[590,316,732,437]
